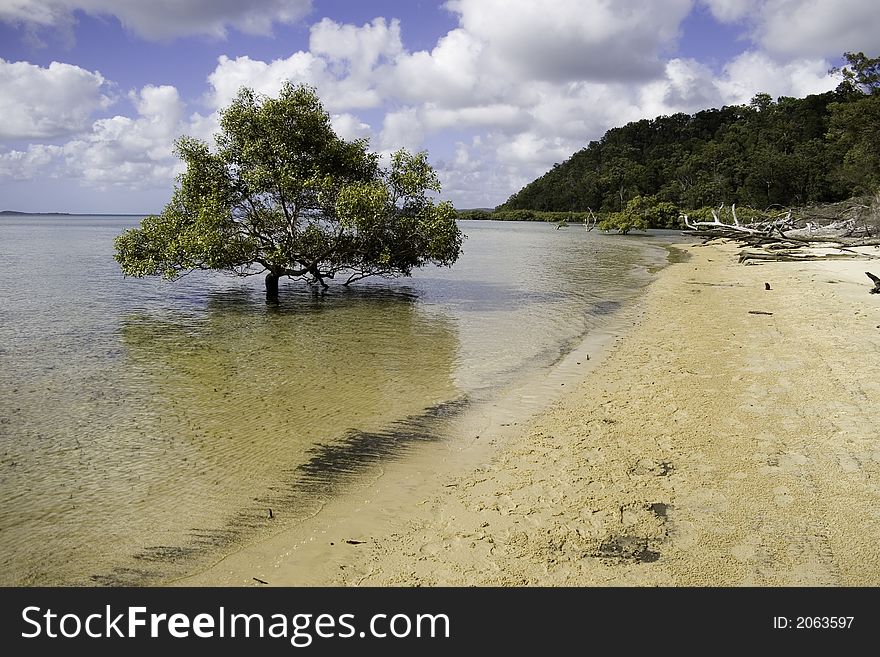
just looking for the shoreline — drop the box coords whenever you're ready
[179,240,880,586]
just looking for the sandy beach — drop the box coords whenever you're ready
[179,239,880,587]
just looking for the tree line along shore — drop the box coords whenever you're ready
[460,52,880,236]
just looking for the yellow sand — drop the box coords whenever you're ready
[179,241,880,586]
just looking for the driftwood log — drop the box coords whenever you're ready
[683,204,880,251]
[682,202,880,292]
[682,203,880,247]
[737,251,872,264]
[585,207,598,232]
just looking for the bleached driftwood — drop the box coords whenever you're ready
[738,250,872,264]
[682,204,795,240]
[585,207,598,232]
[682,203,880,252]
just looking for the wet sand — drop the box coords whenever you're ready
[179,240,880,586]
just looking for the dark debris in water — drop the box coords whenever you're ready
[87,396,470,587]
[589,300,622,316]
[291,396,469,496]
[134,544,198,563]
[89,567,155,587]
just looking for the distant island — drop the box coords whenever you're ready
[1,210,71,216]
[1,210,149,216]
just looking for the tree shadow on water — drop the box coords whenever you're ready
[95,288,463,584]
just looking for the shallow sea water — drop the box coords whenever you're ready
[0,216,683,584]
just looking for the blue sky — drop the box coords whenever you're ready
[1,0,878,213]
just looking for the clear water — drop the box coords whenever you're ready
[0,216,681,585]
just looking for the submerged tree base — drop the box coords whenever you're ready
[266,273,279,302]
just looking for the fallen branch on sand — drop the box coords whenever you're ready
[681,201,880,266]
[738,251,873,264]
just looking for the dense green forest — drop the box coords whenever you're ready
[482,52,880,229]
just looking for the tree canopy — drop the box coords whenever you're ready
[114,82,463,300]
[833,51,880,95]
[497,52,880,221]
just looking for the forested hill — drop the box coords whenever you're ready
[498,70,880,214]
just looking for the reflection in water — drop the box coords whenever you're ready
[122,284,459,463]
[2,285,459,585]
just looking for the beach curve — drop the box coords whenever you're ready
[177,240,880,587]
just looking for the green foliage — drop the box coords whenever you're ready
[685,205,773,224]
[598,212,645,235]
[458,209,599,223]
[598,196,650,234]
[498,53,880,218]
[833,51,880,95]
[629,196,680,228]
[827,53,880,194]
[455,209,494,221]
[458,198,683,231]
[115,82,462,294]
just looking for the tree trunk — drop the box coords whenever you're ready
[265,272,280,302]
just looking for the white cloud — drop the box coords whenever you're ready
[0,1,865,211]
[639,53,838,117]
[701,0,880,58]
[207,51,386,114]
[700,0,759,22]
[0,59,112,139]
[716,50,838,103]
[388,28,491,107]
[445,0,694,82]
[350,0,710,205]
[66,84,185,186]
[638,58,723,119]
[205,18,403,113]
[0,0,313,40]
[423,104,530,132]
[0,0,62,26]
[435,138,532,209]
[0,84,188,188]
[330,113,372,141]
[184,110,221,145]
[379,107,425,152]
[207,53,325,109]
[309,17,403,76]
[496,132,575,167]
[754,0,880,58]
[652,58,722,110]
[528,82,641,138]
[0,144,64,179]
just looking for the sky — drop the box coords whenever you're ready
[1,0,879,214]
